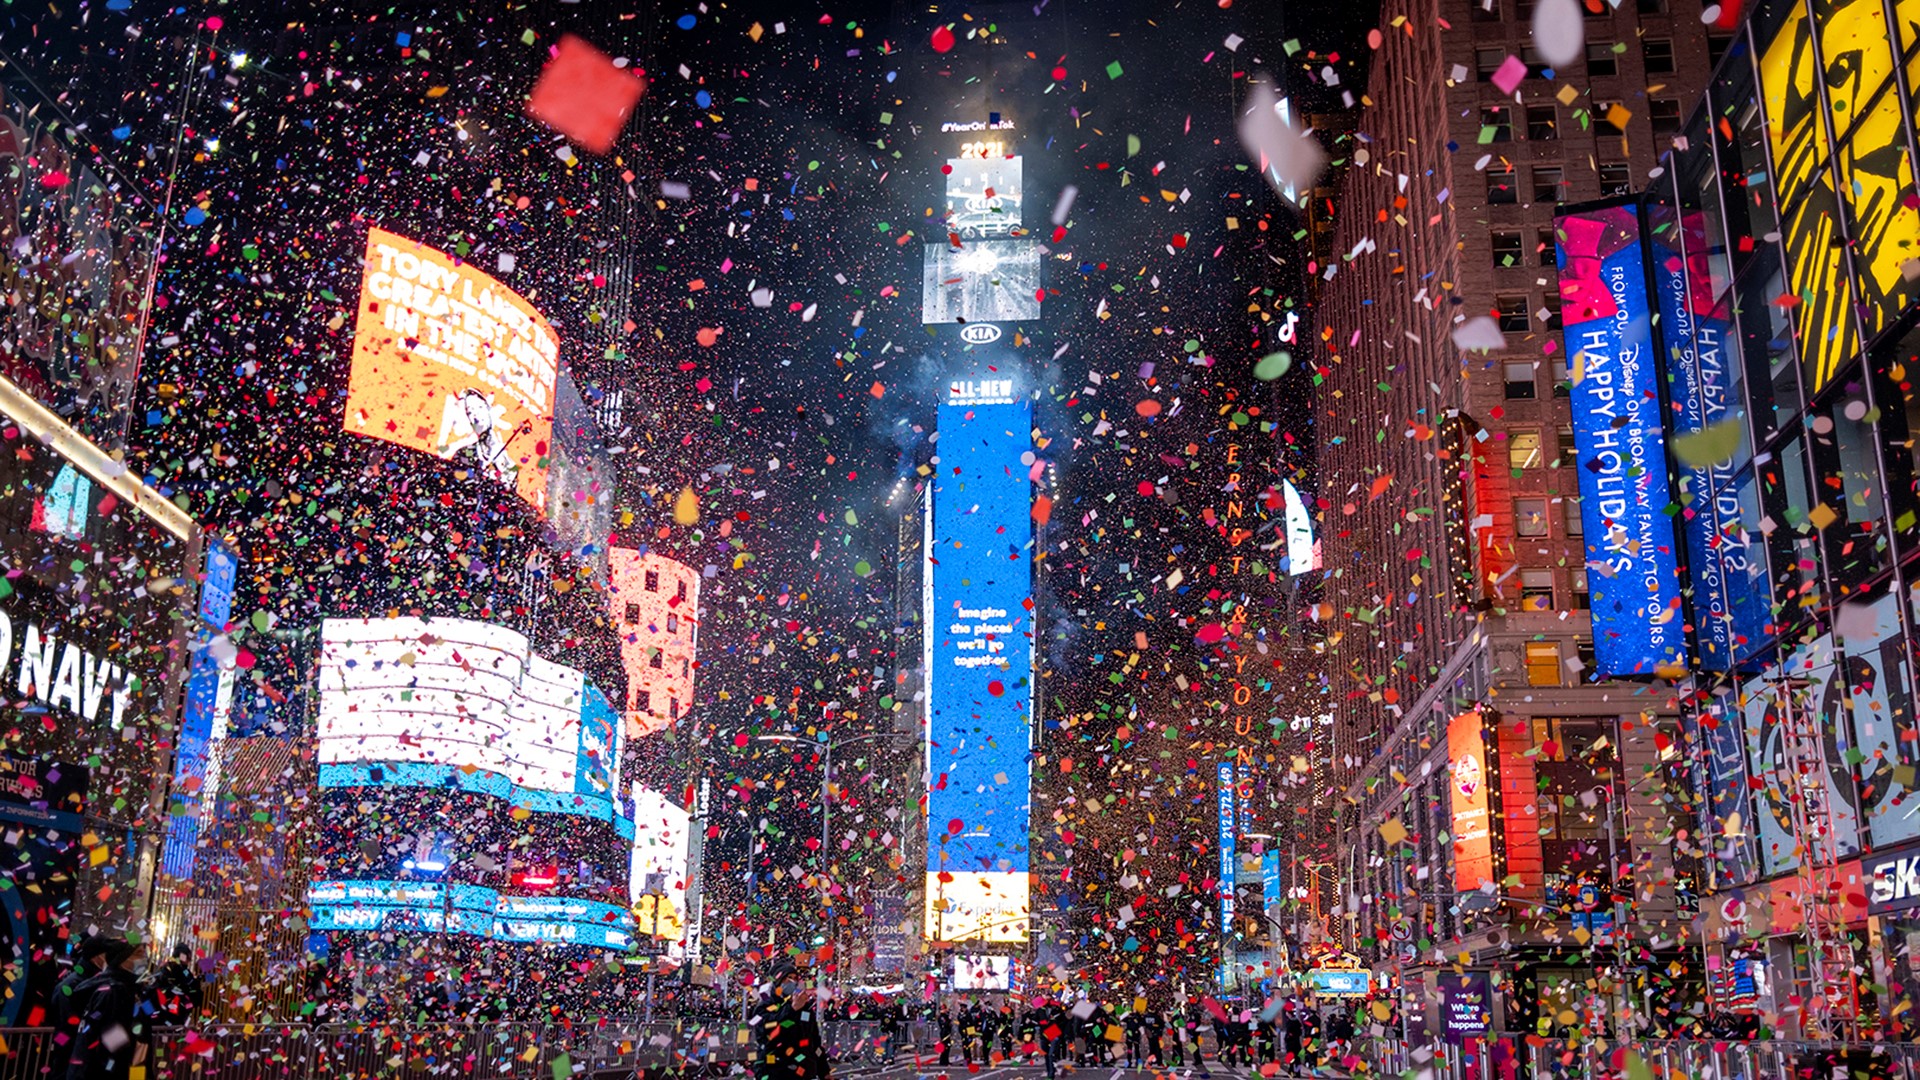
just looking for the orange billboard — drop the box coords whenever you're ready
[1448,711,1495,893]
[346,227,560,513]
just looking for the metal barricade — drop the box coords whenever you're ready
[0,1029,63,1080]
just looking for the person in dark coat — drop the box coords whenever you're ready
[1145,1008,1166,1066]
[150,943,205,1028]
[937,1004,954,1065]
[65,936,147,1080]
[1282,1000,1305,1076]
[750,961,828,1080]
[46,934,109,1048]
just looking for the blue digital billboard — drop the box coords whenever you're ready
[1555,202,1690,675]
[1647,205,1768,670]
[160,537,239,879]
[925,381,1033,943]
[306,880,634,949]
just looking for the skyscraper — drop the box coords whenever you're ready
[1317,0,1716,1032]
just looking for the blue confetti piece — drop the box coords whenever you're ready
[676,14,697,28]
[885,71,897,83]
[695,90,712,108]
[107,0,131,10]
[111,126,132,140]
[183,207,206,226]
[396,32,411,46]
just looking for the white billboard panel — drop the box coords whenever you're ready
[317,617,624,820]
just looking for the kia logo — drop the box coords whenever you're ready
[959,323,1003,344]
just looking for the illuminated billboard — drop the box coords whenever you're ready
[628,783,691,947]
[608,548,699,737]
[925,382,1033,944]
[345,227,561,513]
[1447,712,1494,894]
[942,157,1023,238]
[1647,206,1768,670]
[316,616,626,825]
[951,954,1014,991]
[1217,761,1236,948]
[306,880,633,950]
[1554,202,1689,675]
[922,241,1043,325]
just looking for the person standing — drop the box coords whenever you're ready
[749,961,828,1080]
[1145,1007,1166,1067]
[64,936,146,1080]
[1282,1000,1305,1077]
[937,1004,955,1066]
[150,944,205,1028]
[1168,1002,1189,1067]
[46,935,108,1048]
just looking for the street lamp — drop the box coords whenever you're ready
[753,731,917,996]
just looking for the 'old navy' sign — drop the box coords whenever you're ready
[1867,842,1920,915]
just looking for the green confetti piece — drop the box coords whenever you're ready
[1671,418,1745,468]
[1254,352,1292,380]
[1106,60,1124,79]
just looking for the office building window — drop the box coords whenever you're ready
[1649,98,1683,137]
[1509,430,1545,469]
[1488,161,1518,204]
[1515,0,1537,18]
[1564,497,1584,536]
[667,613,679,634]
[1599,161,1633,196]
[625,602,641,623]
[677,580,689,601]
[1521,569,1556,611]
[1537,227,1559,266]
[1516,498,1551,536]
[1707,33,1735,66]
[1477,47,1507,80]
[1643,38,1675,74]
[650,650,664,670]
[1497,295,1532,332]
[637,689,652,712]
[1532,165,1565,203]
[1505,361,1538,399]
[1552,353,1573,396]
[1471,0,1502,18]
[1556,425,1574,466]
[1586,41,1618,77]
[645,569,660,591]
[1635,0,1666,13]
[1493,230,1524,267]
[1571,568,1591,609]
[1544,300,1564,331]
[1526,642,1564,686]
[1482,106,1513,142]
[1527,105,1559,140]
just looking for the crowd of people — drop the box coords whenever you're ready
[754,974,1365,1080]
[43,935,205,1080]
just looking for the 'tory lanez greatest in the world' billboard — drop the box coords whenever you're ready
[1554,202,1690,675]
[925,381,1034,943]
[346,227,561,514]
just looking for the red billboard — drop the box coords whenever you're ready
[345,227,560,513]
[1449,711,1495,893]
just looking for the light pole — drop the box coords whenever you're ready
[754,731,917,998]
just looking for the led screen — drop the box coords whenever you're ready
[1554,202,1690,675]
[628,783,691,946]
[951,954,1013,991]
[159,539,240,880]
[346,227,561,513]
[925,385,1033,943]
[317,617,626,824]
[1647,206,1767,670]
[921,241,1042,325]
[943,157,1023,238]
[307,880,632,949]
